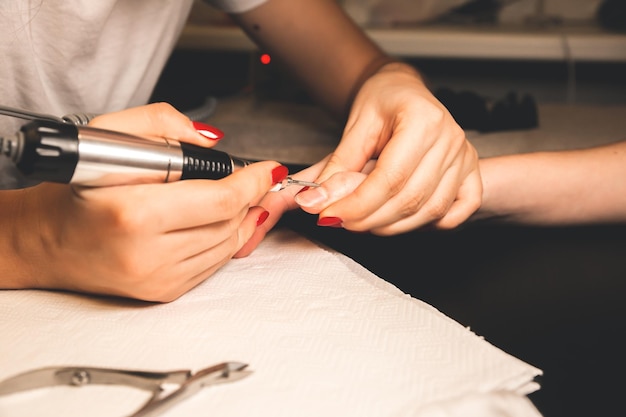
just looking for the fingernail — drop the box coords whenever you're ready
[192,121,224,140]
[294,187,327,207]
[317,217,343,227]
[271,165,289,184]
[296,186,310,194]
[256,210,270,226]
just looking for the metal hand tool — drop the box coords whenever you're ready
[0,362,251,417]
[273,176,321,191]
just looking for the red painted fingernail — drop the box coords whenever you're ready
[317,217,343,227]
[271,165,289,184]
[192,121,224,140]
[257,210,270,226]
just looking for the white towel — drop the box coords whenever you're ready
[0,228,542,417]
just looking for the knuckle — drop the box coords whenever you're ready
[149,101,177,115]
[382,169,406,196]
[323,153,350,174]
[422,103,447,126]
[446,127,469,158]
[398,194,424,218]
[148,102,186,128]
[106,203,148,234]
[423,196,452,222]
[396,187,426,217]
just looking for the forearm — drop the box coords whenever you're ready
[231,0,393,118]
[476,141,626,225]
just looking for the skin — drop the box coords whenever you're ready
[0,103,282,302]
[231,0,482,242]
[242,141,626,248]
[474,141,626,225]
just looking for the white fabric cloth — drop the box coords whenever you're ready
[0,0,265,127]
[0,228,543,417]
[0,0,267,188]
[0,0,191,132]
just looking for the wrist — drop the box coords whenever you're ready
[344,57,425,117]
[474,155,532,223]
[344,55,398,116]
[377,60,422,78]
[0,189,39,288]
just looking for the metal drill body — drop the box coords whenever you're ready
[1,120,250,186]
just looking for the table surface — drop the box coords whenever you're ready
[206,95,626,164]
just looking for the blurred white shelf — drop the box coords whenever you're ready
[178,23,626,62]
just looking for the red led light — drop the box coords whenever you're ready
[260,53,271,65]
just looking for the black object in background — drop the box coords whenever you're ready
[438,0,503,24]
[597,0,626,32]
[435,88,539,133]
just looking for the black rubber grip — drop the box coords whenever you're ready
[17,120,79,183]
[180,142,233,180]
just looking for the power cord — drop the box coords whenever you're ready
[0,104,96,126]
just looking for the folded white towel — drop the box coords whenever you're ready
[0,228,542,417]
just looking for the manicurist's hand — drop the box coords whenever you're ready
[0,103,286,302]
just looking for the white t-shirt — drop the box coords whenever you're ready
[0,0,266,188]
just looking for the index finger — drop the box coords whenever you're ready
[88,102,214,147]
[319,126,426,222]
